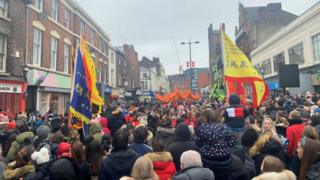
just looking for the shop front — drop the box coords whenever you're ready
[0,80,27,115]
[27,69,70,115]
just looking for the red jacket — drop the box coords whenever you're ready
[286,122,304,157]
[145,152,176,180]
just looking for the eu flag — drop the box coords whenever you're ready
[69,48,92,123]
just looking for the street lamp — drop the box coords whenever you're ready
[181,40,199,91]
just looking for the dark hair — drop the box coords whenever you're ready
[3,133,17,157]
[133,126,148,144]
[262,155,285,173]
[71,141,85,168]
[101,134,112,153]
[112,129,129,152]
[18,124,29,133]
[84,137,105,175]
[311,115,320,127]
[16,145,34,167]
[299,138,320,180]
[152,140,164,152]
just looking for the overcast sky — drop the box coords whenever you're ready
[76,0,319,75]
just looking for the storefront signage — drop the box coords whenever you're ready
[0,83,22,93]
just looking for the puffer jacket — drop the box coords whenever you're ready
[6,132,34,162]
[145,151,176,180]
[3,161,35,180]
[173,166,215,180]
[286,119,304,157]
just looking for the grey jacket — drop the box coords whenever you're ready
[173,166,215,180]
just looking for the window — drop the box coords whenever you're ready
[51,0,58,21]
[90,31,95,45]
[289,43,304,64]
[50,37,58,70]
[33,28,42,65]
[64,44,70,73]
[64,10,70,29]
[80,20,85,35]
[254,63,260,72]
[313,33,320,62]
[35,0,43,12]
[273,52,285,72]
[118,59,121,65]
[99,64,102,82]
[0,0,8,18]
[261,59,271,75]
[99,38,106,54]
[124,60,127,67]
[141,81,148,90]
[0,33,7,72]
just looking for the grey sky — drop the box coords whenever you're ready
[76,0,319,75]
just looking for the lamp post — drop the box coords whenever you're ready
[181,40,199,91]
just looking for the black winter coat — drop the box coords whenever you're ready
[99,148,139,180]
[168,141,199,171]
[252,138,286,175]
[49,157,79,180]
[203,154,250,180]
[24,161,51,180]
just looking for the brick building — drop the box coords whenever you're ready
[235,3,297,58]
[5,0,110,115]
[168,67,210,93]
[115,47,129,99]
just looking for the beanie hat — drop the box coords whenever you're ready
[36,125,50,140]
[241,128,258,147]
[31,147,50,165]
[58,142,71,159]
[89,122,102,136]
[229,94,240,105]
[175,123,191,141]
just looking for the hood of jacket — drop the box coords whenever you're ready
[107,148,139,173]
[289,118,303,126]
[16,132,34,143]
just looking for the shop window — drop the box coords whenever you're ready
[50,94,59,114]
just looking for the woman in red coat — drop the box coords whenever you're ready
[144,140,176,180]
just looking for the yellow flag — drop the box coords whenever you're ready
[222,32,269,107]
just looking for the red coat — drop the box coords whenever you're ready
[145,152,176,180]
[286,122,304,157]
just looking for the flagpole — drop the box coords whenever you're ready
[220,26,228,101]
[68,45,77,128]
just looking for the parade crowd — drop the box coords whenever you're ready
[0,93,320,180]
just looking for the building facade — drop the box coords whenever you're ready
[140,56,168,96]
[168,67,210,93]
[235,3,297,58]
[250,2,320,94]
[6,0,110,115]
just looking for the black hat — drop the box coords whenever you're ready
[241,128,258,148]
[229,94,240,105]
[175,123,191,141]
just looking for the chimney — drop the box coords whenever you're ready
[220,23,225,32]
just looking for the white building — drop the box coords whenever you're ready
[140,57,168,96]
[250,2,320,94]
[108,45,117,88]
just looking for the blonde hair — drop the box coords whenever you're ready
[262,118,280,142]
[250,133,272,156]
[261,155,285,173]
[131,156,158,180]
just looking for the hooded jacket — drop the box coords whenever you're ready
[173,166,215,180]
[99,148,139,180]
[286,118,304,157]
[155,127,175,150]
[49,157,79,180]
[6,131,34,162]
[252,170,296,180]
[168,124,199,170]
[89,122,103,144]
[202,154,249,180]
[145,151,176,180]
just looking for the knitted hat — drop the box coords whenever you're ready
[241,128,258,147]
[36,125,50,140]
[31,147,50,165]
[229,94,240,105]
[175,123,191,141]
[58,142,71,159]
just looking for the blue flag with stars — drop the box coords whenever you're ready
[69,48,92,123]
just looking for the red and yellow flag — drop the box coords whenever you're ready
[222,32,269,107]
[79,36,104,110]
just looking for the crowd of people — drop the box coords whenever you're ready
[0,92,320,180]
